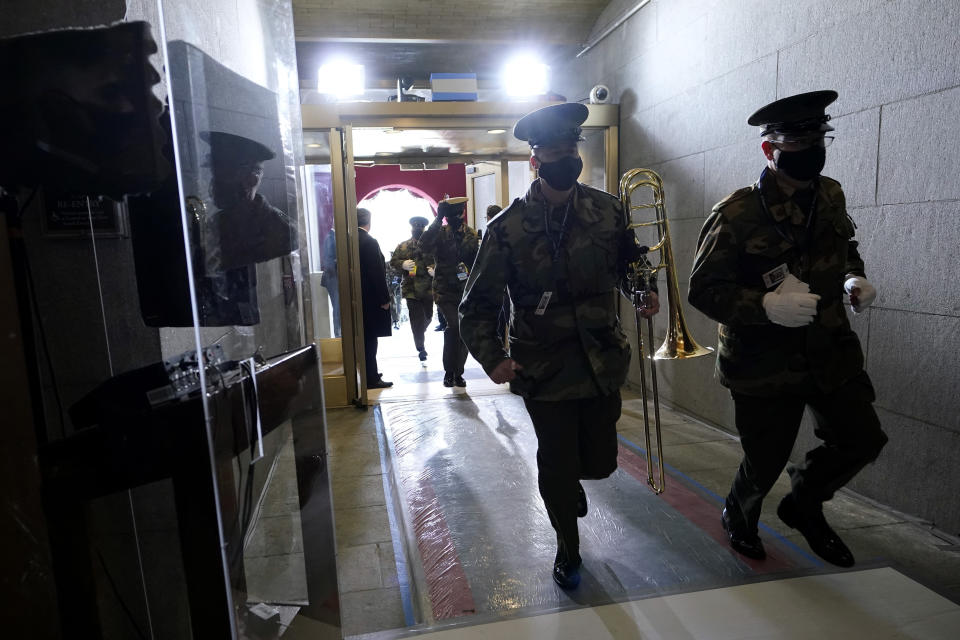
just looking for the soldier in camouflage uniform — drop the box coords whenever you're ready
[459,103,659,590]
[418,197,479,387]
[390,216,435,362]
[688,91,887,567]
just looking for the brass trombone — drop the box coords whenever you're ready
[620,168,714,494]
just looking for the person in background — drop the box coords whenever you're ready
[419,196,479,387]
[357,207,393,389]
[390,216,435,363]
[320,226,341,337]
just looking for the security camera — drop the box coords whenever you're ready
[589,84,610,104]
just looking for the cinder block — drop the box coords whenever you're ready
[850,407,960,535]
[822,107,880,209]
[703,0,886,81]
[620,106,660,168]
[777,0,960,117]
[703,137,764,212]
[647,84,708,164]
[623,14,708,114]
[878,86,960,204]
[866,307,960,432]
[855,201,960,317]
[700,54,778,151]
[648,153,706,221]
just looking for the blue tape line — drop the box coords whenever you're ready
[374,407,416,625]
[616,432,824,567]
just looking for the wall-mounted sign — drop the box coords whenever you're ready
[40,191,128,238]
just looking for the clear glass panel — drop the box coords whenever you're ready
[303,159,339,339]
[472,173,497,237]
[580,127,607,191]
[509,160,533,200]
[155,0,334,636]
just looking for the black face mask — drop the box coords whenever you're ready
[538,155,583,191]
[775,146,826,181]
[445,214,462,229]
[412,227,424,240]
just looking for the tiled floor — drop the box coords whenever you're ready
[290,328,960,639]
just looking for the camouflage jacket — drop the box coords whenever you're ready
[417,216,479,304]
[460,180,646,401]
[688,171,867,396]
[389,237,434,300]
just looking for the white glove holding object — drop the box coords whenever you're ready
[402,259,416,272]
[427,266,435,277]
[844,276,876,313]
[763,291,820,327]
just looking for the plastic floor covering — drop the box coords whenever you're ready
[375,392,828,628]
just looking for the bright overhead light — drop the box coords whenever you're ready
[317,60,365,98]
[306,143,323,148]
[487,129,506,134]
[503,55,549,97]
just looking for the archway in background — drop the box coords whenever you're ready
[359,183,438,212]
[358,187,436,263]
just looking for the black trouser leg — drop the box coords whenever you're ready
[364,333,379,384]
[406,298,433,353]
[788,372,888,516]
[524,393,621,564]
[727,392,805,533]
[438,301,467,376]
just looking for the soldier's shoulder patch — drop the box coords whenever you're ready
[713,185,754,212]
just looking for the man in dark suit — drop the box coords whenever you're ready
[358,207,393,388]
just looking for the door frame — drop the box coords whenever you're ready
[303,103,620,407]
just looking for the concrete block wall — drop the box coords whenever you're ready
[554,0,960,535]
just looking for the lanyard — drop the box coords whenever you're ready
[756,168,818,251]
[543,193,574,263]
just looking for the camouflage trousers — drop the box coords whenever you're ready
[725,371,888,534]
[405,297,433,354]
[524,391,621,565]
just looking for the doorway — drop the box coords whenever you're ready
[301,102,620,407]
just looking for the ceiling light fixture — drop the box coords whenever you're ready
[487,129,506,134]
[503,55,549,97]
[317,60,365,98]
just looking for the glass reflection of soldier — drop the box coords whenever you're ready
[191,131,294,326]
[390,216,435,363]
[202,131,294,270]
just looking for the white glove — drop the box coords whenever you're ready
[402,259,416,272]
[763,291,820,328]
[844,276,876,313]
[427,266,435,277]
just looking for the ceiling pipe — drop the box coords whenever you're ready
[576,0,651,58]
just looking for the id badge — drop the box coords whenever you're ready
[762,263,789,289]
[534,291,553,316]
[456,262,469,281]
